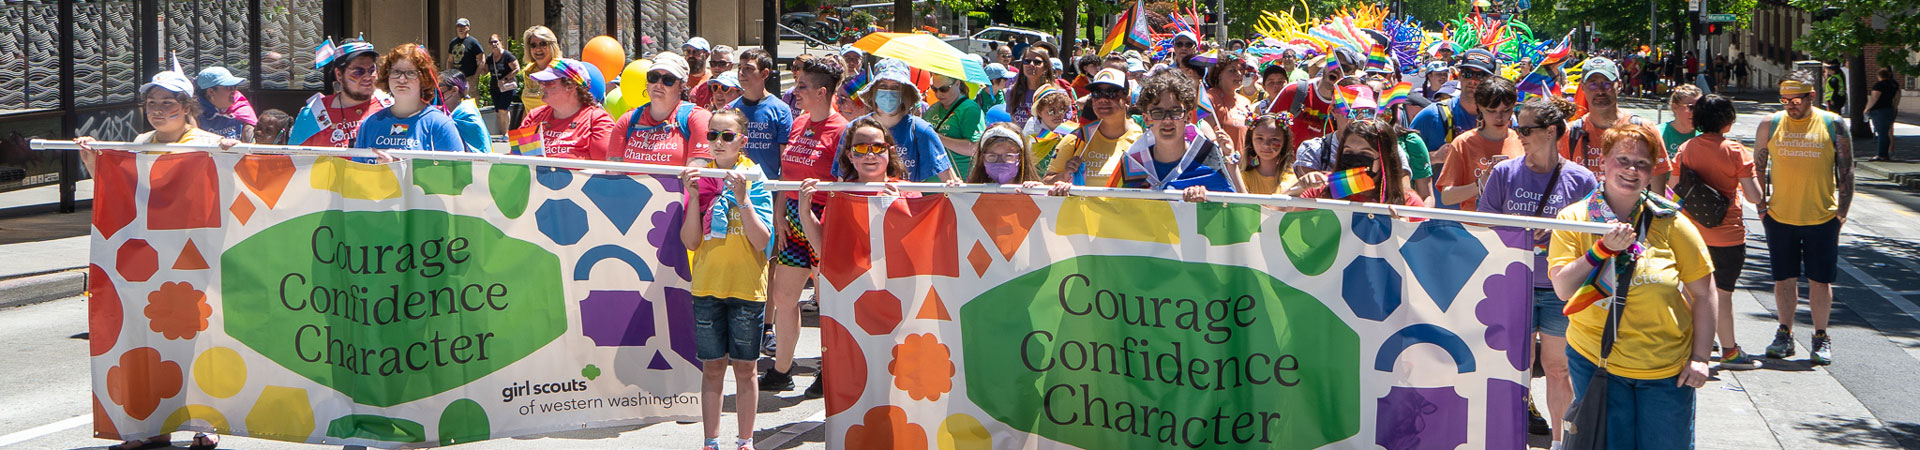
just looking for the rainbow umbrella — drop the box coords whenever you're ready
[851,32,989,84]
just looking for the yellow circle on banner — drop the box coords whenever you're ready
[193,347,247,398]
[246,386,317,440]
[161,405,231,434]
[937,413,990,450]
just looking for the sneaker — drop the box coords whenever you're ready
[759,368,794,392]
[1527,401,1551,435]
[1718,347,1763,370]
[760,323,777,357]
[804,371,826,399]
[1765,329,1795,359]
[1811,334,1832,366]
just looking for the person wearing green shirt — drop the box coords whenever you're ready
[1402,131,1435,201]
[977,63,1015,112]
[925,73,985,175]
[1660,84,1703,157]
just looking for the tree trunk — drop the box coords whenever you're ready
[893,0,913,32]
[1063,0,1080,58]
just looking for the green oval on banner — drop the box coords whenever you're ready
[961,255,1361,449]
[437,398,490,445]
[222,210,566,407]
[1277,209,1341,276]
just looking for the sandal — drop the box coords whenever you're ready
[188,433,219,450]
[106,436,169,450]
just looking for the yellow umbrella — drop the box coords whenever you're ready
[851,32,989,84]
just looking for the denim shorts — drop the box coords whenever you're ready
[1567,346,1696,450]
[693,296,765,361]
[1534,288,1569,338]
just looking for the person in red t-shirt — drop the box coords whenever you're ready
[522,58,616,159]
[289,40,389,148]
[1273,49,1361,151]
[609,52,714,167]
[759,55,847,396]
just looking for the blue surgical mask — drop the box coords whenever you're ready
[875,89,903,114]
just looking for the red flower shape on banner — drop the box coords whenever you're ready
[106,347,183,420]
[843,406,928,450]
[889,333,955,401]
[145,281,211,340]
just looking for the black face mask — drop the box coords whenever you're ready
[1335,152,1377,172]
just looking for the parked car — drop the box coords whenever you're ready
[780,11,841,45]
[944,26,1057,56]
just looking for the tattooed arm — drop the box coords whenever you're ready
[1752,116,1774,208]
[1835,118,1854,221]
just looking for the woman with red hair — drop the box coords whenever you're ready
[352,44,468,158]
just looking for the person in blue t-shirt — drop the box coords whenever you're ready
[729,48,793,180]
[353,44,468,161]
[837,59,955,182]
[435,71,491,152]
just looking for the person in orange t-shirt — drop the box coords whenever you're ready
[1669,94,1767,369]
[1436,76,1524,211]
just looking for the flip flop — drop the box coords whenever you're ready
[187,433,218,450]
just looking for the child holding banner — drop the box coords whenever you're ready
[1094,70,1237,202]
[1240,114,1297,195]
[679,109,774,450]
[1290,119,1424,207]
[964,123,1046,186]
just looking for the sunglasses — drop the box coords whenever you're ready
[344,66,377,78]
[1349,108,1379,120]
[646,71,680,86]
[1512,122,1550,137]
[1174,41,1196,49]
[527,41,552,48]
[933,83,957,93]
[1459,69,1493,81]
[706,130,739,142]
[1023,59,1046,67]
[1782,95,1810,105]
[849,143,892,156]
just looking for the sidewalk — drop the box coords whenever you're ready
[0,182,93,308]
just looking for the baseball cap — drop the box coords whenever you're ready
[1126,57,1145,72]
[1423,60,1451,74]
[1583,57,1620,82]
[683,37,711,53]
[529,58,591,85]
[1457,49,1498,76]
[984,63,1015,81]
[455,18,470,27]
[1174,31,1199,46]
[140,70,196,98]
[1088,68,1128,90]
[650,52,691,80]
[195,67,247,90]
[841,45,865,57]
[713,70,740,89]
[1050,57,1063,73]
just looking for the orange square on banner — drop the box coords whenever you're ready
[818,194,873,291]
[882,196,957,279]
[147,152,221,230]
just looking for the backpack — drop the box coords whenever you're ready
[1562,115,1650,162]
[627,101,697,142]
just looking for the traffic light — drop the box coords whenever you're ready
[1705,23,1723,34]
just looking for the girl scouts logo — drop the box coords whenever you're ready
[390,124,411,135]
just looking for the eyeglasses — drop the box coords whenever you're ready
[706,130,740,142]
[646,71,681,86]
[1090,87,1126,99]
[981,152,1022,163]
[389,69,422,81]
[1584,80,1616,90]
[849,143,892,156]
[1610,155,1655,172]
[1459,70,1492,81]
[1146,108,1187,121]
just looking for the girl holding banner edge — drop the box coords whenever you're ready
[1288,119,1423,208]
[1548,124,1716,448]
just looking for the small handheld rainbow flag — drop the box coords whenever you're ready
[1381,81,1412,108]
[1366,44,1391,72]
[506,125,544,156]
[1327,167,1376,199]
[1036,120,1081,140]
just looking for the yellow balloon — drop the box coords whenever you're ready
[620,59,652,108]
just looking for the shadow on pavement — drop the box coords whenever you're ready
[0,207,89,245]
[1791,415,1920,449]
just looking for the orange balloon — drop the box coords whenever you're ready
[582,36,626,80]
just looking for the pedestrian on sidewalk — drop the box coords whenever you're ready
[519,26,560,116]
[679,108,774,450]
[1755,71,1854,365]
[447,18,483,79]
[1479,95,1598,448]
[1670,94,1765,370]
[1866,67,1902,161]
[1824,64,1848,116]
[483,34,522,133]
[1549,124,1717,449]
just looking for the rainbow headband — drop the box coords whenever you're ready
[1779,80,1815,95]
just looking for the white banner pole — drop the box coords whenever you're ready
[30,139,1614,235]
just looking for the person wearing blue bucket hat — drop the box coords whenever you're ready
[195,67,259,141]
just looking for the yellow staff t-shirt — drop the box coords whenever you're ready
[1765,110,1840,226]
[1549,200,1714,380]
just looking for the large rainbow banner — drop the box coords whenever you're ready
[813,193,1536,449]
[86,151,700,448]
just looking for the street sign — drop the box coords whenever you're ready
[1688,0,1701,12]
[1706,13,1736,22]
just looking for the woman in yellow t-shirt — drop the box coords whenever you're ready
[1548,124,1717,447]
[519,26,560,115]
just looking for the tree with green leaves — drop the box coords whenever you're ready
[1793,0,1920,77]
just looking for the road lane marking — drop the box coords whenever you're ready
[0,414,90,448]
[1835,258,1920,321]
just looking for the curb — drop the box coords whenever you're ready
[1857,162,1920,189]
[0,268,87,309]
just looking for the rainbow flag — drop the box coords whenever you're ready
[1036,120,1081,140]
[1381,81,1413,108]
[1098,0,1152,56]
[507,125,544,156]
[1366,44,1391,72]
[1327,167,1375,199]
[1332,84,1361,118]
[1541,30,1576,66]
